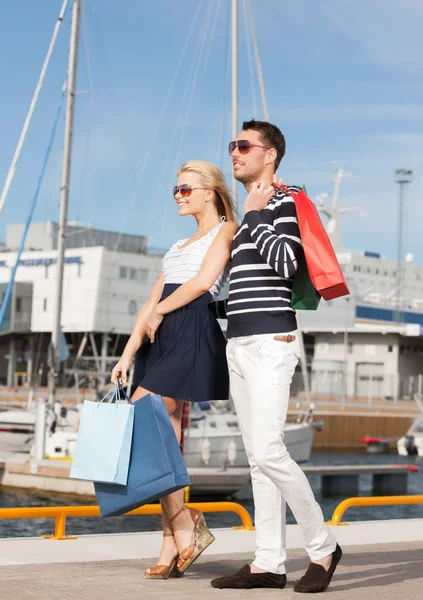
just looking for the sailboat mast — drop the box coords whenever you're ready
[231,0,239,209]
[49,0,82,405]
[0,0,69,218]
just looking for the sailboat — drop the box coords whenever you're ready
[0,1,318,479]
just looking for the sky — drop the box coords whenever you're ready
[0,0,422,262]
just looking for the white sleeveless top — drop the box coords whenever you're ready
[162,223,228,299]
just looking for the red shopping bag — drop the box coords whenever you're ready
[274,183,349,301]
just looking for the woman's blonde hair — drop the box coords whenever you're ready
[177,160,237,222]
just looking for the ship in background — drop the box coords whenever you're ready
[298,167,423,404]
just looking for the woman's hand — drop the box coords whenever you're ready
[145,307,164,343]
[111,355,133,386]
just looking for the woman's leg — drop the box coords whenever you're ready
[132,386,188,567]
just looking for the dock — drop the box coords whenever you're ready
[0,455,418,497]
[0,520,422,599]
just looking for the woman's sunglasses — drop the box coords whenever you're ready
[173,185,207,198]
[228,140,269,155]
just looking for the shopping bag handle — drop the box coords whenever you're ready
[98,381,133,406]
[114,380,133,404]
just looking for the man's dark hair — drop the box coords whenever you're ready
[242,119,286,171]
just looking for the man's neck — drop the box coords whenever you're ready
[245,175,274,193]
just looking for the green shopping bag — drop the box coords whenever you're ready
[289,184,320,310]
[291,253,321,310]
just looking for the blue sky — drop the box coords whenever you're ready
[0,0,422,261]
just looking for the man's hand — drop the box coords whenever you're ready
[243,181,275,214]
[272,173,284,188]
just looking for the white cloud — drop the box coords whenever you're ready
[364,133,423,145]
[320,0,423,73]
[272,104,423,124]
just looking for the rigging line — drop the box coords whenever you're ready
[158,2,216,242]
[0,0,69,217]
[112,1,204,255]
[0,86,67,330]
[201,0,223,82]
[173,1,215,164]
[90,7,137,187]
[247,0,269,121]
[147,1,212,236]
[243,0,258,118]
[89,9,138,198]
[76,0,95,223]
[219,0,232,171]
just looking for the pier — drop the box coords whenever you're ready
[0,455,418,497]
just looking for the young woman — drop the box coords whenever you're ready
[111,160,237,579]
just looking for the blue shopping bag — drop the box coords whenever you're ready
[70,382,134,485]
[95,393,190,517]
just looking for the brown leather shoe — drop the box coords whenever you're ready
[211,564,287,589]
[294,544,342,593]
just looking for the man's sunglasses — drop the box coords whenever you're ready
[228,140,269,155]
[173,184,207,198]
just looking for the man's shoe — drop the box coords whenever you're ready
[293,544,342,593]
[211,564,287,589]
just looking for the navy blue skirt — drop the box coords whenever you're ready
[132,284,229,403]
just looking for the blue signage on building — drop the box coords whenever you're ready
[0,256,82,268]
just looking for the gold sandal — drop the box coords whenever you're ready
[144,534,184,580]
[170,505,215,574]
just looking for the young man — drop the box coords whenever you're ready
[211,120,342,593]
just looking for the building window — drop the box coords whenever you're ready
[388,345,393,352]
[45,265,49,279]
[130,268,137,280]
[77,262,82,278]
[119,267,127,280]
[43,298,47,312]
[375,269,379,275]
[16,297,22,313]
[139,269,148,281]
[129,300,137,315]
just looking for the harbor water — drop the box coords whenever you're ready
[1,451,422,539]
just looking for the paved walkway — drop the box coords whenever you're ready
[2,542,423,600]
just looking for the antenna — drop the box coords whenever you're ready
[317,166,366,251]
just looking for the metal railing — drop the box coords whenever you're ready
[330,495,423,526]
[0,501,254,540]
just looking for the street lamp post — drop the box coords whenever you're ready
[394,169,412,324]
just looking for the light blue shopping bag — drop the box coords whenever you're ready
[70,382,134,485]
[95,393,190,517]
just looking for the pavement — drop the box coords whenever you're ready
[1,542,422,600]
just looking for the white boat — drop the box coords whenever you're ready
[397,393,423,457]
[0,402,79,458]
[397,417,423,457]
[0,409,35,453]
[0,399,316,467]
[184,402,316,468]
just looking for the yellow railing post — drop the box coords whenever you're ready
[42,511,76,540]
[330,495,423,526]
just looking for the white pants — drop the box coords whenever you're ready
[227,331,336,574]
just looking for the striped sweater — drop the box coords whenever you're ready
[215,185,304,338]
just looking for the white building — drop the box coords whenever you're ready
[0,222,163,386]
[296,249,423,402]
